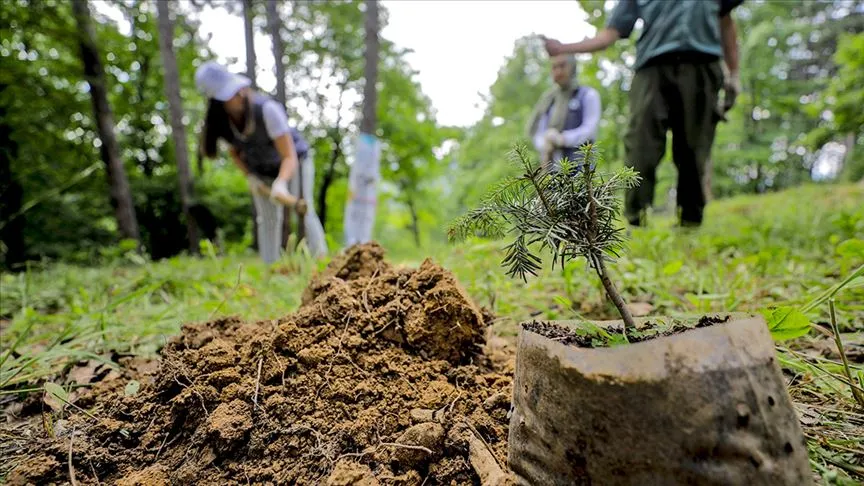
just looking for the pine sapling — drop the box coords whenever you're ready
[448,143,641,331]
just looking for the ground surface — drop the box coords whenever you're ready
[1,182,863,484]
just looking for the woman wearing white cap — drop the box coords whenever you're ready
[195,61,327,264]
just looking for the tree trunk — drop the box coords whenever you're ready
[156,0,200,254]
[406,193,420,247]
[318,135,342,230]
[360,0,379,135]
[71,0,139,243]
[265,0,292,249]
[702,157,713,202]
[243,0,257,88]
[0,84,26,270]
[265,0,286,107]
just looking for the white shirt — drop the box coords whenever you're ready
[532,86,602,152]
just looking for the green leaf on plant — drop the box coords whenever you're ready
[124,380,141,396]
[762,306,811,341]
[836,238,864,258]
[43,382,68,412]
[662,260,683,275]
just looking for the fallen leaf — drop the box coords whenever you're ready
[68,360,101,386]
[124,380,140,397]
[43,382,68,413]
[626,302,654,317]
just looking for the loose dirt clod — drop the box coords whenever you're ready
[6,243,513,485]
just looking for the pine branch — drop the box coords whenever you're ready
[448,142,642,327]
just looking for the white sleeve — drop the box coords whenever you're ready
[262,100,290,140]
[533,113,548,152]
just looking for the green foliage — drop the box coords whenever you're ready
[762,306,811,341]
[449,144,639,281]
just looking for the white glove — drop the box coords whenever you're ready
[270,178,290,202]
[544,128,565,148]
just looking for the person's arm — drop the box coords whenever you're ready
[533,115,549,152]
[262,100,298,198]
[545,29,621,56]
[719,10,742,113]
[272,134,299,183]
[560,88,602,148]
[545,0,635,56]
[719,14,739,78]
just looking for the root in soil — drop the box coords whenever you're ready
[5,243,514,485]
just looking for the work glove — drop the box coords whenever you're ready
[544,128,565,148]
[270,178,290,203]
[721,70,741,114]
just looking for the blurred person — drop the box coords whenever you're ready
[527,54,602,171]
[544,0,743,227]
[195,61,326,264]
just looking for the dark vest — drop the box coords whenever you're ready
[550,87,594,163]
[229,94,309,179]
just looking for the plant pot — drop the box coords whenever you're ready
[507,313,811,486]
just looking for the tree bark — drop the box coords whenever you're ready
[243,0,257,88]
[156,0,200,254]
[265,0,292,249]
[360,0,379,135]
[318,133,342,230]
[0,84,26,270]
[265,0,286,107]
[72,0,139,243]
[406,193,420,247]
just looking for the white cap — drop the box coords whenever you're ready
[194,61,251,102]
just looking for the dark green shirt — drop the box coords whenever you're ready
[607,0,744,71]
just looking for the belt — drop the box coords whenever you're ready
[642,50,720,68]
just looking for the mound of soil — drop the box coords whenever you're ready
[6,243,514,485]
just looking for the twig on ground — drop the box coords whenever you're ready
[362,269,380,314]
[68,428,79,486]
[379,441,434,455]
[253,358,263,409]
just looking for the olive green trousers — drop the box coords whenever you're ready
[624,56,724,226]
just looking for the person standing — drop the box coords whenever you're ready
[195,61,327,263]
[527,54,602,171]
[544,0,743,226]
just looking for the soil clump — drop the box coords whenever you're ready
[6,243,513,485]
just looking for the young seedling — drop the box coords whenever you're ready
[448,143,641,331]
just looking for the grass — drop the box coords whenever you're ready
[1,182,863,483]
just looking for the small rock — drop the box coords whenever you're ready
[391,422,445,467]
[326,460,380,486]
[482,392,510,411]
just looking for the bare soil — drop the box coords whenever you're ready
[524,314,732,347]
[4,243,514,485]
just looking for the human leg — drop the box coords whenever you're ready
[251,190,284,264]
[668,61,723,226]
[624,66,670,226]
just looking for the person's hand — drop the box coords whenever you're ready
[543,37,564,56]
[270,177,290,203]
[544,128,565,148]
[722,70,741,113]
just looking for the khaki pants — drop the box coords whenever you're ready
[624,57,724,226]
